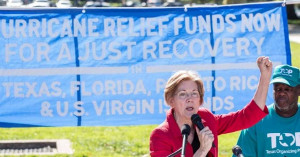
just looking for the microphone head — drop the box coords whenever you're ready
[232,145,243,156]
[191,114,202,124]
[181,124,191,136]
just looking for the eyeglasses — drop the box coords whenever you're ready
[175,91,200,99]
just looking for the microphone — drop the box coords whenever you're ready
[167,125,190,157]
[191,114,204,130]
[232,145,244,157]
[180,124,191,157]
[191,114,215,147]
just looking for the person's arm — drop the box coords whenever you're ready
[253,56,272,110]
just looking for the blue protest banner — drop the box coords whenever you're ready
[0,2,291,127]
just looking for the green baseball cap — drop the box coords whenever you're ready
[270,64,300,87]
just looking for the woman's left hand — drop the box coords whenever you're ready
[193,126,214,157]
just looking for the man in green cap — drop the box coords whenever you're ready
[233,64,300,157]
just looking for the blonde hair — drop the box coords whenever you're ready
[164,70,204,106]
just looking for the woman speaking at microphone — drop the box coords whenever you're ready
[149,56,272,157]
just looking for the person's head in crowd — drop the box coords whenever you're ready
[164,70,204,124]
[270,64,300,117]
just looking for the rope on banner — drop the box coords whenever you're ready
[282,0,286,7]
[284,0,300,5]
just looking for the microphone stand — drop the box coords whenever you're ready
[181,132,188,157]
[180,124,190,157]
[167,124,191,157]
[167,148,182,157]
